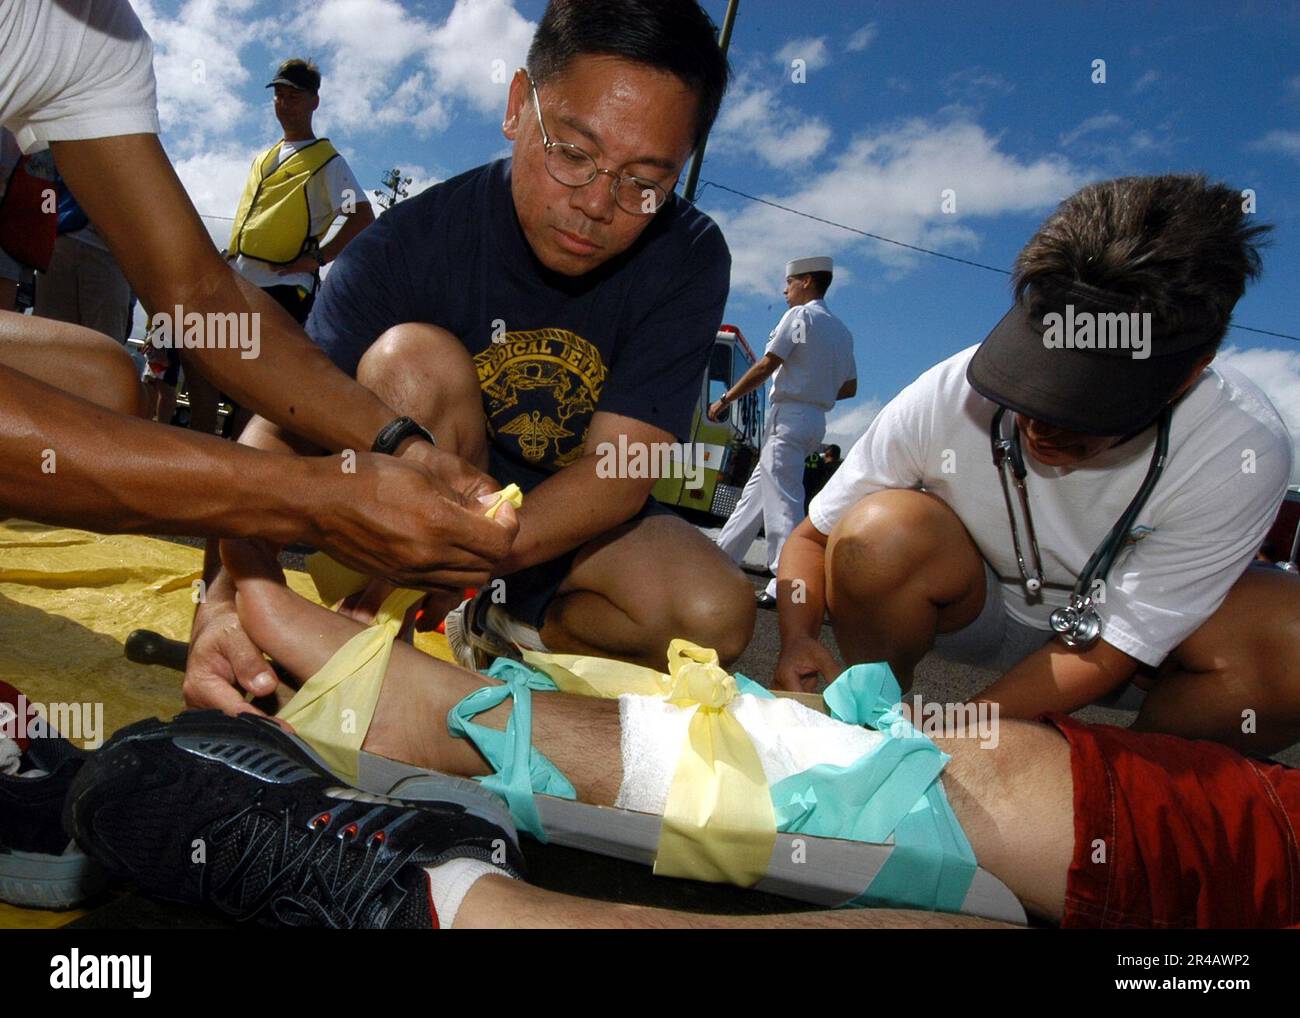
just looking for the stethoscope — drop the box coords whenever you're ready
[990,405,1172,649]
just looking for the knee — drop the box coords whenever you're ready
[94,336,146,418]
[665,563,755,664]
[358,322,479,402]
[826,489,958,594]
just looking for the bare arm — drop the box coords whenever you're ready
[707,352,783,422]
[0,362,322,543]
[774,518,843,691]
[496,411,664,574]
[319,202,374,264]
[974,637,1139,717]
[49,134,395,453]
[837,378,858,400]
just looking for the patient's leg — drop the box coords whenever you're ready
[456,875,1021,929]
[224,538,624,806]
[226,538,1072,921]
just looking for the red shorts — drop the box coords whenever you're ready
[1044,713,1300,928]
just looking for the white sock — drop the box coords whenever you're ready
[485,604,548,652]
[422,858,509,929]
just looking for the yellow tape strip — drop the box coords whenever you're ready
[523,640,776,887]
[279,484,523,783]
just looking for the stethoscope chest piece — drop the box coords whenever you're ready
[1050,597,1103,649]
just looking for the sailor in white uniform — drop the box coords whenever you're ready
[710,256,857,607]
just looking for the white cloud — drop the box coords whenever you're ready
[942,68,1015,101]
[846,23,878,53]
[775,37,831,72]
[825,397,883,449]
[1130,70,1160,94]
[1059,112,1126,148]
[1249,130,1300,162]
[1216,346,1300,483]
[712,118,1086,297]
[132,0,269,154]
[711,75,832,170]
[421,0,536,114]
[170,143,263,243]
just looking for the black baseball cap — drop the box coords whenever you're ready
[967,279,1215,436]
[267,59,320,93]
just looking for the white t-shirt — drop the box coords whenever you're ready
[765,298,857,411]
[809,345,1292,666]
[0,0,159,154]
[231,139,364,292]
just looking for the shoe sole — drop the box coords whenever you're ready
[67,712,518,850]
[0,847,106,910]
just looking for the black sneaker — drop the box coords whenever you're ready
[0,683,106,909]
[64,711,525,929]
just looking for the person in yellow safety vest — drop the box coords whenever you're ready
[226,58,374,326]
[196,59,377,437]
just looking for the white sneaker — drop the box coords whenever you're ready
[443,591,546,672]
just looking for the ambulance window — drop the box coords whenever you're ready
[707,341,732,406]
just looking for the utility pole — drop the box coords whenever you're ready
[682,0,740,204]
[375,168,412,210]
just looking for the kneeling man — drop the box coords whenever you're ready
[775,174,1298,755]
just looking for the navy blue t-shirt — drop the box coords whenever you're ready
[308,158,731,485]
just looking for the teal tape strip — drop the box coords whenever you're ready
[773,662,978,912]
[445,658,576,840]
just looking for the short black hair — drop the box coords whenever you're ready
[527,0,731,153]
[1014,174,1271,354]
[805,270,832,296]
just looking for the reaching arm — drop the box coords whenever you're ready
[974,637,1139,716]
[707,352,783,422]
[49,134,396,453]
[319,202,374,264]
[773,518,844,691]
[495,411,664,574]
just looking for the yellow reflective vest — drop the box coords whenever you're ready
[227,138,339,265]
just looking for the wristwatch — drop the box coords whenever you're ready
[371,416,435,455]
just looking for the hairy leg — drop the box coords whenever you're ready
[933,720,1073,923]
[826,489,986,687]
[455,874,1021,929]
[1134,568,1300,755]
[544,513,757,668]
[228,538,1074,921]
[225,538,623,805]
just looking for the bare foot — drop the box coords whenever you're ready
[223,537,496,775]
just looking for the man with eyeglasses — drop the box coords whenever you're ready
[197,0,755,683]
[774,175,1299,756]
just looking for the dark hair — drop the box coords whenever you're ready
[805,270,832,297]
[275,58,321,93]
[1014,174,1270,352]
[527,0,730,153]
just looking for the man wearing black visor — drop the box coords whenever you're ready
[773,174,1298,755]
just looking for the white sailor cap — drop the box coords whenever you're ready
[786,256,833,277]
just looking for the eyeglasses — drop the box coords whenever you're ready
[526,72,670,216]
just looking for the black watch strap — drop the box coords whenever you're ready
[371,416,435,455]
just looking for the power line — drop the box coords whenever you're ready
[697,179,1300,344]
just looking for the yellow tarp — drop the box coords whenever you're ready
[0,519,456,928]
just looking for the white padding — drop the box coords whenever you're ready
[614,692,885,817]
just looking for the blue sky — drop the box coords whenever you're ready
[137,0,1300,460]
